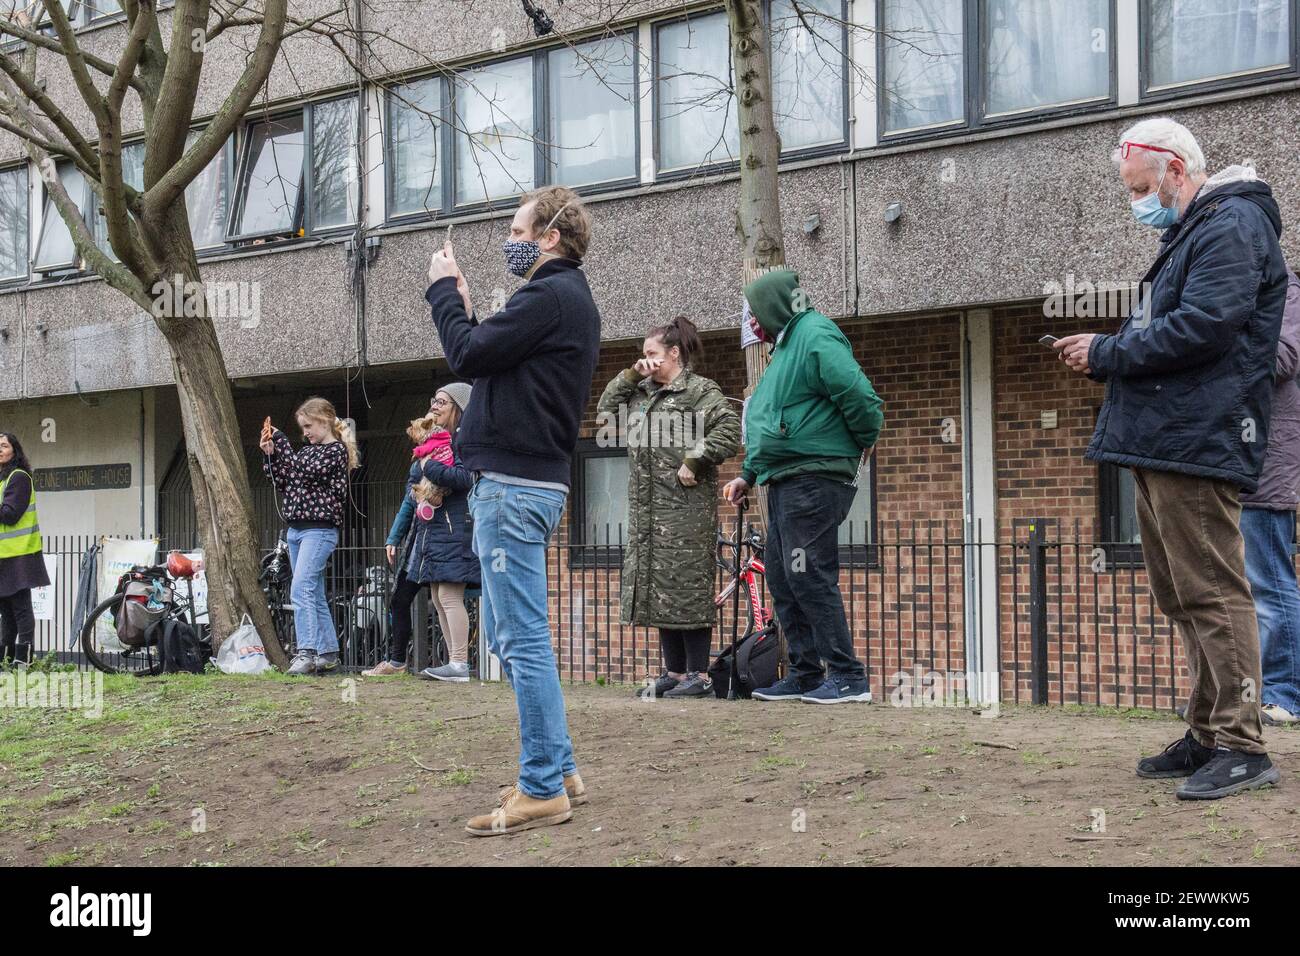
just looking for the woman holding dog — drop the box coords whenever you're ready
[0,433,49,665]
[597,316,741,698]
[365,383,478,681]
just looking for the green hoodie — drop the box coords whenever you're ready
[741,269,884,486]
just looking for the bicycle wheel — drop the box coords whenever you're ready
[79,594,164,676]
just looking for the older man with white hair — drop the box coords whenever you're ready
[1055,117,1288,800]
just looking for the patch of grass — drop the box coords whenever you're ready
[349,813,380,830]
[106,801,134,818]
[44,849,81,866]
[754,755,804,771]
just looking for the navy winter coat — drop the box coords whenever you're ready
[387,432,479,586]
[1086,171,1289,492]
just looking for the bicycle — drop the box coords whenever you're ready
[714,498,781,699]
[78,552,208,676]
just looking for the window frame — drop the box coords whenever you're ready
[652,8,742,179]
[1139,0,1299,102]
[876,0,1119,145]
[33,158,93,274]
[764,0,853,160]
[0,162,29,286]
[386,28,643,224]
[541,29,643,193]
[383,75,448,225]
[1097,460,1143,568]
[226,95,359,245]
[569,437,631,569]
[839,449,879,568]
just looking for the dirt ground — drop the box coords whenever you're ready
[1,671,1297,866]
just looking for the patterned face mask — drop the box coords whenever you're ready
[503,201,572,277]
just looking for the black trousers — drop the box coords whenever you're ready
[765,474,864,685]
[388,573,425,664]
[659,626,712,674]
[0,589,34,663]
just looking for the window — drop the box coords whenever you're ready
[881,0,965,134]
[547,35,638,187]
[387,77,443,217]
[0,165,26,282]
[184,130,233,250]
[34,161,91,272]
[571,440,630,565]
[1145,0,1293,94]
[838,455,878,564]
[228,98,357,242]
[655,12,739,172]
[84,0,122,20]
[983,0,1111,117]
[1098,462,1142,565]
[880,0,1116,139]
[95,142,143,262]
[770,0,849,151]
[453,57,536,205]
[310,96,359,230]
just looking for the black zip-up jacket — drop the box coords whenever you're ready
[426,258,601,486]
[1086,174,1288,492]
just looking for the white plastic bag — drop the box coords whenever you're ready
[213,614,271,675]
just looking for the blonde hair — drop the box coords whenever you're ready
[295,396,360,471]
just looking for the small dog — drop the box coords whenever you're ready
[407,415,454,519]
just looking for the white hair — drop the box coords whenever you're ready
[1112,117,1207,177]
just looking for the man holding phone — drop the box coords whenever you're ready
[1055,117,1287,800]
[426,186,600,835]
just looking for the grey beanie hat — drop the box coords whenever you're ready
[439,381,473,413]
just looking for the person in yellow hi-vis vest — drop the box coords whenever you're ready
[0,433,48,665]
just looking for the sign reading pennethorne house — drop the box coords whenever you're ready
[33,464,132,493]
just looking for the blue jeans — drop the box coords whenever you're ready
[1241,507,1300,713]
[287,526,339,655]
[469,477,576,799]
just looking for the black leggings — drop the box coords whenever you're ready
[659,626,712,674]
[388,573,424,664]
[0,589,34,663]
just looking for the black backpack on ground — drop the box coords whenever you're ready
[153,618,206,674]
[708,626,781,699]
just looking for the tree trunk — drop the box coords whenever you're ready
[728,0,785,529]
[154,247,289,669]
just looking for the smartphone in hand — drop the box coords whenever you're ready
[1039,335,1059,348]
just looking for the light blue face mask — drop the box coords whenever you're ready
[1131,169,1178,229]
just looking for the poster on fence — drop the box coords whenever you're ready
[31,554,59,621]
[96,537,159,652]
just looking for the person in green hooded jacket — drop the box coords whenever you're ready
[723,268,883,704]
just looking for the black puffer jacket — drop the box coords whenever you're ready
[1086,169,1289,492]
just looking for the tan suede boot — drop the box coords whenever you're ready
[498,772,588,808]
[467,786,571,836]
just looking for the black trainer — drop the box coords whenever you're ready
[663,672,713,699]
[1176,749,1281,801]
[1136,730,1216,779]
[635,672,679,698]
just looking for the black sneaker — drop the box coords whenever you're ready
[635,672,679,698]
[1176,749,1281,800]
[1136,730,1216,779]
[752,674,817,702]
[663,672,713,698]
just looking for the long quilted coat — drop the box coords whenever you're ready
[597,367,741,629]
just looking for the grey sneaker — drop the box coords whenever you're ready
[316,652,340,673]
[421,662,470,683]
[287,650,318,676]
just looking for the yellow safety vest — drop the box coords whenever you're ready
[0,469,41,559]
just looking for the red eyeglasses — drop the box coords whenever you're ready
[1119,141,1182,161]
